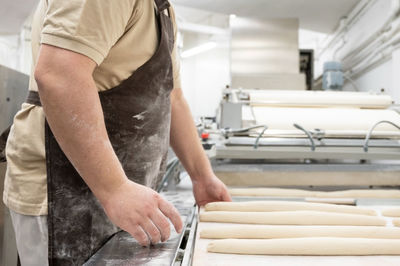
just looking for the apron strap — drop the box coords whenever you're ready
[0,125,11,162]
[26,91,42,107]
[154,0,170,13]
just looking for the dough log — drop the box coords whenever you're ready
[205,201,376,216]
[199,211,386,226]
[229,188,400,199]
[394,219,400,227]
[382,208,400,217]
[207,237,400,255]
[200,225,400,239]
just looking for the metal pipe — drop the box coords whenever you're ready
[347,34,400,76]
[341,0,400,62]
[316,0,374,59]
[364,120,400,152]
[343,17,400,69]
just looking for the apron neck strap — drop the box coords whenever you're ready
[154,0,170,13]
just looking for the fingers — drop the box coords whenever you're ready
[151,210,171,242]
[158,198,183,234]
[127,225,149,247]
[221,188,232,202]
[141,220,162,245]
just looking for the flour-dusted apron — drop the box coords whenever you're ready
[18,0,175,264]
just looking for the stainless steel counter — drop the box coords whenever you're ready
[85,186,196,266]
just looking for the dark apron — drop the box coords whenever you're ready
[1,0,175,264]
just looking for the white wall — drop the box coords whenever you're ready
[176,6,231,118]
[299,29,327,52]
[0,15,32,75]
[342,59,392,94]
[180,33,230,117]
[0,35,20,70]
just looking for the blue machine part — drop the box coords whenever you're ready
[323,61,344,90]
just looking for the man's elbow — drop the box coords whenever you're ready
[171,87,185,104]
[34,67,46,92]
[34,62,57,94]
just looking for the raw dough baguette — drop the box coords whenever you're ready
[382,208,400,217]
[229,188,400,198]
[229,188,312,197]
[205,201,376,216]
[394,219,400,227]
[199,211,386,226]
[305,197,356,205]
[200,225,400,239]
[207,238,400,255]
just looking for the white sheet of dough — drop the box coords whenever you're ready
[200,225,400,239]
[252,107,400,133]
[207,238,400,255]
[229,188,400,199]
[248,90,392,109]
[205,201,376,216]
[394,219,400,227]
[199,211,386,226]
[382,208,400,217]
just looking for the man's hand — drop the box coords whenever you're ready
[192,174,232,206]
[101,180,183,246]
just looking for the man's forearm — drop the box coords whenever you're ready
[35,45,127,203]
[170,89,213,181]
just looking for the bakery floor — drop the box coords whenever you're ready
[192,197,400,266]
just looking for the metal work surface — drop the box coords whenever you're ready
[85,191,196,266]
[212,162,400,172]
[225,136,400,148]
[215,144,400,160]
[212,162,400,187]
[193,197,400,266]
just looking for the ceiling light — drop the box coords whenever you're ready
[181,42,217,58]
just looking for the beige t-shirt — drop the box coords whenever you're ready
[3,0,181,216]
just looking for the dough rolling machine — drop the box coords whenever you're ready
[204,89,400,191]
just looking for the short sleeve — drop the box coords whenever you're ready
[41,0,138,65]
[169,6,182,89]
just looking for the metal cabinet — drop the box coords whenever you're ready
[0,65,29,266]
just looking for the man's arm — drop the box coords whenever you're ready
[170,87,231,206]
[35,44,182,246]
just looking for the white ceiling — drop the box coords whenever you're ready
[0,0,38,34]
[171,0,361,33]
[0,0,360,35]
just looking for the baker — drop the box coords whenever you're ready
[0,0,231,265]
